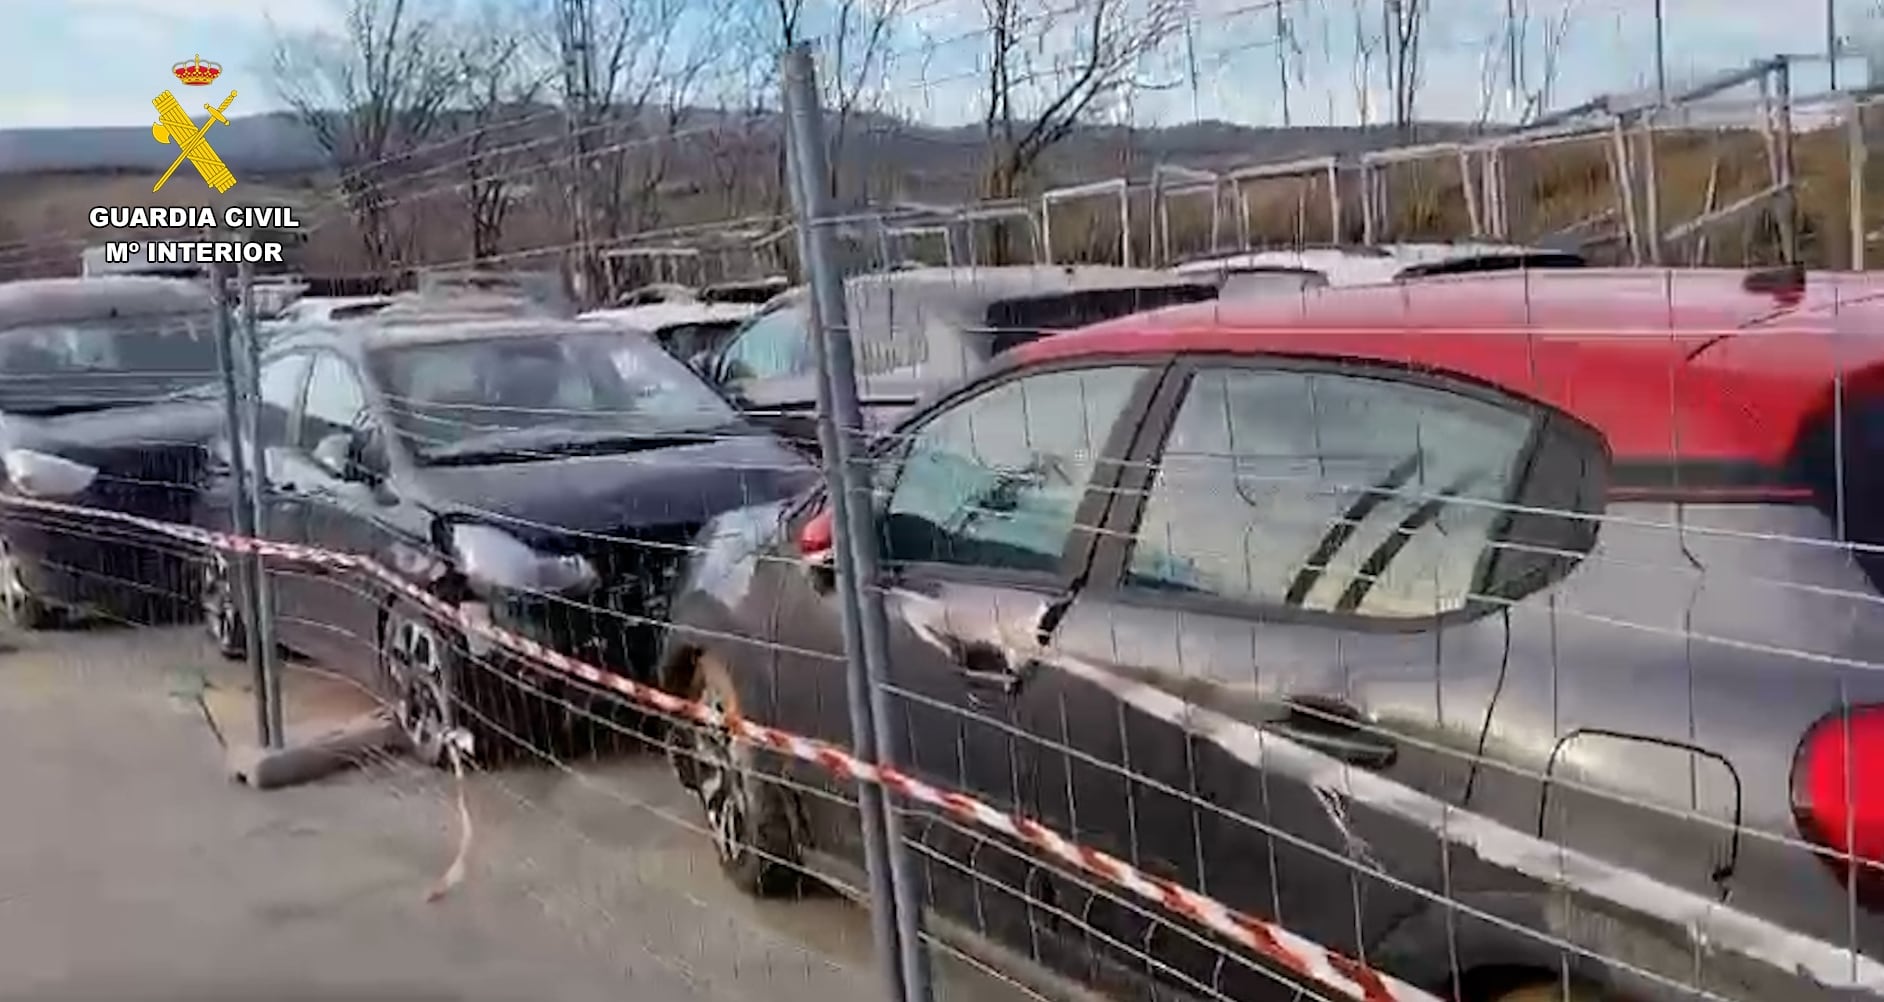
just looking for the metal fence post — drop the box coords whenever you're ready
[1850,96,1867,271]
[1776,57,1800,266]
[237,261,285,748]
[208,263,272,749]
[780,42,934,1002]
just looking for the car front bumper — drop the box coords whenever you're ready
[0,501,201,620]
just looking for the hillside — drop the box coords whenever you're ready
[1,105,1874,283]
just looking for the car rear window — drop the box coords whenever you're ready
[980,284,1220,355]
[1396,252,1586,280]
[655,320,742,361]
[701,282,787,305]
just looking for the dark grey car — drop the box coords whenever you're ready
[655,268,1884,1002]
[194,317,816,762]
[699,265,1219,449]
[0,277,224,628]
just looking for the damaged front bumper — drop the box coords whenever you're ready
[455,570,678,727]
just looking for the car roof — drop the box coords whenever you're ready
[850,263,1212,301]
[615,282,699,306]
[759,265,1216,312]
[274,317,645,356]
[1174,243,1576,285]
[579,302,757,329]
[1015,267,1884,469]
[0,276,213,327]
[276,295,395,323]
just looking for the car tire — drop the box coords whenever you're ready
[201,552,246,660]
[1481,980,1601,1002]
[0,535,52,631]
[379,600,481,769]
[676,651,802,897]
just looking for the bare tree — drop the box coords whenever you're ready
[1274,1,1301,127]
[1516,0,1578,123]
[1383,0,1426,137]
[753,0,903,204]
[273,0,461,271]
[1348,0,1382,126]
[977,0,1185,203]
[1476,0,1578,125]
[556,0,737,299]
[699,95,782,217]
[455,5,550,262]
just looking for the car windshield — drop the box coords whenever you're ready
[0,313,219,414]
[370,329,740,462]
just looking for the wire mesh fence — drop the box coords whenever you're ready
[12,3,1884,1002]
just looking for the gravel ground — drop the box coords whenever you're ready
[0,623,1039,1002]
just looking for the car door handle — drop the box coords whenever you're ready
[946,637,1025,694]
[1267,699,1397,769]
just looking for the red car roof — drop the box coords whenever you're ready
[1015,268,1884,467]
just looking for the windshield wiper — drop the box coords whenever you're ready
[420,424,745,465]
[7,400,138,417]
[531,432,725,456]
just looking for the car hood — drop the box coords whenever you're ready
[2,396,225,461]
[407,431,819,541]
[738,369,927,414]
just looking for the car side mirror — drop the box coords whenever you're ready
[312,433,352,478]
[314,431,386,486]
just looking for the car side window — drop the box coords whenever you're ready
[881,366,1147,575]
[718,304,811,384]
[300,353,374,455]
[1126,367,1539,619]
[257,353,310,447]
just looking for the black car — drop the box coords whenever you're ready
[199,317,817,763]
[0,277,225,629]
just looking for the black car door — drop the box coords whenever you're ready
[764,362,1162,949]
[210,350,311,651]
[273,351,386,677]
[1019,359,1545,998]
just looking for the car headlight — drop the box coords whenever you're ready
[2,449,98,498]
[450,522,598,595]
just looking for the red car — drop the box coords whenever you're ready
[660,266,1884,1002]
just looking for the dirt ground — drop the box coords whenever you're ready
[0,623,1034,1002]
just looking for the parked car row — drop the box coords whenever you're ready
[5,264,1882,1002]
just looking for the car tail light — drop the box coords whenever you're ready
[1793,705,1884,900]
[798,505,834,562]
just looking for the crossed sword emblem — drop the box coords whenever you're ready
[150,89,238,193]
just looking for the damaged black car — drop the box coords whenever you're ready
[0,276,225,629]
[198,317,817,763]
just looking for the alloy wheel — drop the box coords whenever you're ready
[692,686,754,868]
[382,610,467,766]
[201,554,243,657]
[0,536,44,630]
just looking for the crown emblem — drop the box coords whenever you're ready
[172,55,222,87]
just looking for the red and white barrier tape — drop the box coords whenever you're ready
[0,492,1436,1002]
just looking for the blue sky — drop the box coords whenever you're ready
[6,0,342,128]
[2,0,1874,131]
